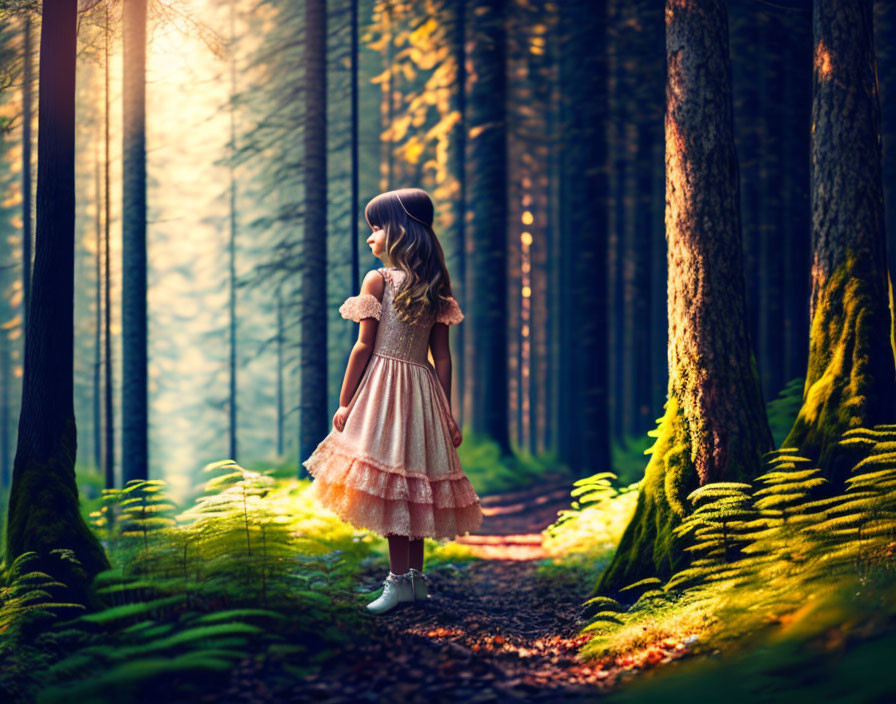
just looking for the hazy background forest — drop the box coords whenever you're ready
[4,0,892,499]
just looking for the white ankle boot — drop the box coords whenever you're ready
[409,568,429,601]
[366,570,414,614]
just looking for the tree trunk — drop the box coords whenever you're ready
[351,0,360,296]
[781,7,813,397]
[630,0,665,439]
[0,288,9,489]
[729,3,762,388]
[453,0,467,432]
[875,0,896,289]
[650,132,667,428]
[555,0,610,478]
[783,0,896,483]
[21,12,33,344]
[467,0,511,456]
[121,0,148,484]
[6,0,109,610]
[228,0,239,463]
[597,0,773,599]
[633,117,657,437]
[276,284,284,458]
[103,0,115,490]
[94,143,102,476]
[299,0,328,477]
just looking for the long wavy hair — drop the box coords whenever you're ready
[364,188,455,326]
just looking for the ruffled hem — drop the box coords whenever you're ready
[310,477,483,541]
[339,293,382,322]
[303,435,479,508]
[302,434,483,540]
[436,297,464,326]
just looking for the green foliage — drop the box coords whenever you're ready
[611,433,656,487]
[550,472,632,532]
[765,377,804,448]
[582,594,624,612]
[0,551,86,655]
[672,482,757,567]
[35,609,269,703]
[602,607,896,703]
[457,428,571,496]
[574,424,896,665]
[539,471,640,582]
[1,458,389,700]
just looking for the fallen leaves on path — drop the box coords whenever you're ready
[206,474,698,703]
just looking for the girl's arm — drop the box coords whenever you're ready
[339,271,384,407]
[428,322,453,411]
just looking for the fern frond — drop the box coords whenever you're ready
[618,577,663,593]
[582,595,623,611]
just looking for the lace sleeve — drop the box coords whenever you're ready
[339,293,382,322]
[436,297,464,326]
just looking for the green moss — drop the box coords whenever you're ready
[595,395,700,600]
[5,416,109,610]
[784,251,896,484]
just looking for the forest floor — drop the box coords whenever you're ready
[206,475,699,703]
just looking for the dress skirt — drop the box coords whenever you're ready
[302,352,483,541]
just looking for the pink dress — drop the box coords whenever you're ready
[302,267,483,541]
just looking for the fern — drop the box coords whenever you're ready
[550,471,626,531]
[582,595,624,611]
[672,482,757,565]
[765,378,804,447]
[0,552,85,657]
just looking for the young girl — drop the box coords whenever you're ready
[302,187,483,615]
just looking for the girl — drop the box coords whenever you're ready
[302,188,483,615]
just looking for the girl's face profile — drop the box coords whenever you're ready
[366,224,387,262]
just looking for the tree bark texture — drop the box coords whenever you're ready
[598,0,773,598]
[783,0,896,484]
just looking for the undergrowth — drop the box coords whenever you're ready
[546,427,896,701]
[0,458,474,702]
[541,379,896,700]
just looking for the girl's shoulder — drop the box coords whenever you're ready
[379,267,406,291]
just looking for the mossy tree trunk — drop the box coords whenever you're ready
[6,0,110,610]
[597,0,773,599]
[783,0,896,485]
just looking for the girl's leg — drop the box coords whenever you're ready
[409,538,424,572]
[387,534,410,574]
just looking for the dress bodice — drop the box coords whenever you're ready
[373,268,436,365]
[337,267,465,366]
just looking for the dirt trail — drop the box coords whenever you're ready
[204,474,698,703]
[281,473,643,703]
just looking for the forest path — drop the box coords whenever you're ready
[286,473,640,703]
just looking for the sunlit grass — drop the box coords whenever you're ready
[543,425,896,692]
